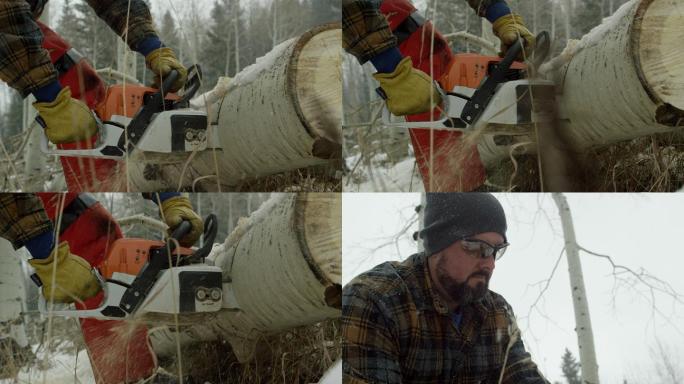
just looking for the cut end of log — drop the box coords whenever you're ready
[295,193,341,287]
[291,24,343,158]
[635,0,684,113]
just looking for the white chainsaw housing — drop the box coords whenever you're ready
[129,110,220,153]
[39,114,125,159]
[381,79,555,131]
[39,109,220,159]
[44,265,224,320]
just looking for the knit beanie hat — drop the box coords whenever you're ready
[418,193,507,256]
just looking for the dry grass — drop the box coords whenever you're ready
[483,133,684,192]
[158,319,341,383]
[234,164,342,192]
[1,317,340,383]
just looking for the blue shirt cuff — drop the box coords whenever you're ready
[25,229,55,259]
[32,80,62,102]
[486,1,512,23]
[370,47,404,74]
[143,192,181,205]
[136,36,164,56]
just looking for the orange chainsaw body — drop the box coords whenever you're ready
[440,53,526,90]
[100,238,194,279]
[96,84,180,121]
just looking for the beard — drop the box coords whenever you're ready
[435,257,490,306]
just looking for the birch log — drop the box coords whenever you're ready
[124,24,342,191]
[477,0,684,168]
[146,193,341,362]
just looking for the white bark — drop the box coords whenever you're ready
[477,0,684,169]
[123,24,342,191]
[0,239,29,348]
[147,193,341,362]
[552,194,600,384]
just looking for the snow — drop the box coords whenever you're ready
[317,359,341,384]
[344,155,425,192]
[227,38,296,91]
[573,0,637,54]
[8,347,95,384]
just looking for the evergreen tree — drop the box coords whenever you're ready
[306,0,340,25]
[159,11,180,56]
[56,0,119,70]
[201,0,247,91]
[573,0,603,37]
[561,348,582,384]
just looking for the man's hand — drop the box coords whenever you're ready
[492,14,535,61]
[28,242,101,304]
[145,47,188,93]
[373,57,441,116]
[33,87,97,144]
[160,196,203,247]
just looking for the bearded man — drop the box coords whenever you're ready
[342,193,549,384]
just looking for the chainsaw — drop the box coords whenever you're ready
[379,31,554,132]
[39,65,221,160]
[40,214,226,320]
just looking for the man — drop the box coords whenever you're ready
[0,193,203,304]
[342,193,549,383]
[342,0,535,117]
[0,0,187,146]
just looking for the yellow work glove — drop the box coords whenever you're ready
[373,57,441,116]
[492,14,536,61]
[160,196,203,247]
[28,242,101,304]
[33,87,97,144]
[145,47,188,93]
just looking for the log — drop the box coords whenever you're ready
[122,24,343,191]
[477,0,684,169]
[146,193,341,362]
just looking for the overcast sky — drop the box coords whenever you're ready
[343,193,684,384]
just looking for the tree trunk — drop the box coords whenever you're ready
[551,194,600,384]
[0,239,29,349]
[122,24,342,191]
[147,193,341,363]
[477,0,684,168]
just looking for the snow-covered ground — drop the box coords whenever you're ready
[5,347,95,384]
[344,154,425,192]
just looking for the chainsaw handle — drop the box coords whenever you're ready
[169,220,192,248]
[148,69,179,110]
[160,69,180,96]
[499,36,525,73]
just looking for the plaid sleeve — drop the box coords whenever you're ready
[342,0,397,64]
[0,194,52,250]
[0,0,58,97]
[500,304,550,384]
[464,0,502,17]
[85,0,159,52]
[342,281,403,383]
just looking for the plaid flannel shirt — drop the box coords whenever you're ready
[0,0,158,96]
[342,252,549,384]
[342,0,499,63]
[0,194,51,250]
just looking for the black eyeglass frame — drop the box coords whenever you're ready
[460,238,510,260]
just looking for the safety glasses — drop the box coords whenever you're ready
[461,239,509,260]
